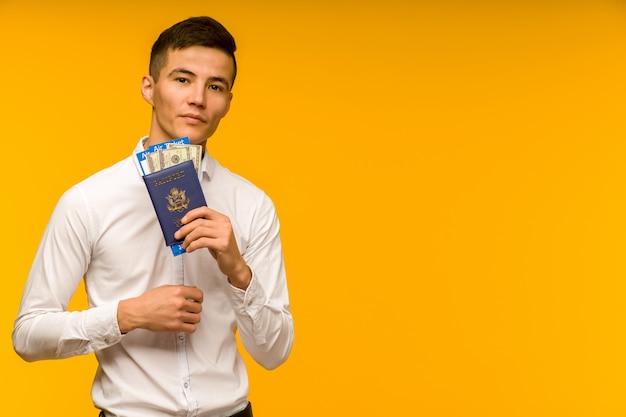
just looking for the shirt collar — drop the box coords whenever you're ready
[201,147,216,181]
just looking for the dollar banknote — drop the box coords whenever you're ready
[145,144,202,175]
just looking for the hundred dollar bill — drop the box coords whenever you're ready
[135,137,190,175]
[159,147,191,170]
[189,145,201,173]
[169,144,202,175]
[146,151,162,173]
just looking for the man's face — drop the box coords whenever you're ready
[142,46,234,148]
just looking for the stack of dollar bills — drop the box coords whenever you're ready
[136,137,202,176]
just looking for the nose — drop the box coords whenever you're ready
[188,84,206,108]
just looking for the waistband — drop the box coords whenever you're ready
[232,402,253,417]
[98,401,252,417]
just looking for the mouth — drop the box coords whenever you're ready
[181,113,206,124]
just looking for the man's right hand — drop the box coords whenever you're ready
[117,285,203,334]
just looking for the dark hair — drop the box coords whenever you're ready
[149,16,237,87]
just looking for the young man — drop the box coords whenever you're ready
[13,16,293,417]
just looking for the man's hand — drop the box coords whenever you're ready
[117,285,203,334]
[174,206,251,290]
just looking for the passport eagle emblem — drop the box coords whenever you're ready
[166,188,190,212]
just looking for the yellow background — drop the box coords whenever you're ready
[2,0,626,416]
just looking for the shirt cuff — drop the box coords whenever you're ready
[82,301,123,351]
[229,272,268,345]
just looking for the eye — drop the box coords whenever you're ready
[208,84,223,92]
[177,77,188,84]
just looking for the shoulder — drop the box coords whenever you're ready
[73,157,142,199]
[206,160,278,229]
[77,157,136,187]
[53,156,139,217]
[210,159,272,203]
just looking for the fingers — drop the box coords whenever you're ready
[171,208,246,280]
[177,285,204,304]
[180,206,221,225]
[174,206,219,243]
[172,286,203,331]
[120,285,205,334]
[174,208,234,254]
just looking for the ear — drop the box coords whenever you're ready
[141,75,155,106]
[222,92,233,117]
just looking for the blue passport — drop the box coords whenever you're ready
[142,159,207,249]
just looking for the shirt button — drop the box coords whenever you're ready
[184,382,189,389]
[104,338,110,344]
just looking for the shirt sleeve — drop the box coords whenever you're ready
[12,186,122,362]
[227,195,294,370]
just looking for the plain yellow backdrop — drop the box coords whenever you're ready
[3,0,626,416]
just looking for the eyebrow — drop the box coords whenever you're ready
[168,68,231,89]
[169,68,196,78]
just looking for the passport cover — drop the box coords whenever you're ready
[142,159,207,247]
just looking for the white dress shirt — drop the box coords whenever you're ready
[13,138,294,417]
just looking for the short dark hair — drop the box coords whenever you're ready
[149,16,237,87]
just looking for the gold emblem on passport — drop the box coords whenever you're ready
[166,188,190,212]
